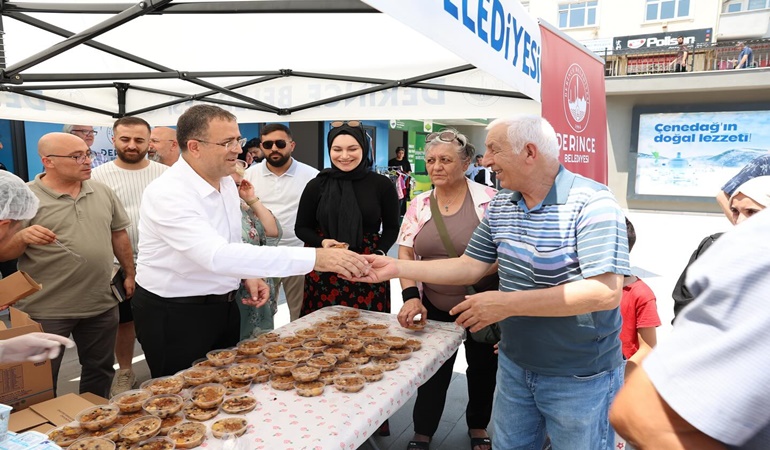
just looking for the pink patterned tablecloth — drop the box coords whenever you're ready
[197,305,464,450]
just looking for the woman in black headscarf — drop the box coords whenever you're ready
[295,121,400,316]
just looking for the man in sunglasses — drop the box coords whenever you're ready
[244,123,319,322]
[64,124,111,169]
[133,107,367,377]
[0,132,133,398]
[351,116,630,450]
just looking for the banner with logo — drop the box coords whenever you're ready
[613,28,713,53]
[362,0,542,103]
[539,24,607,184]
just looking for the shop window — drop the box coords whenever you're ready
[558,1,598,28]
[645,0,690,21]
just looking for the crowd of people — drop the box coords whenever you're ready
[0,110,768,450]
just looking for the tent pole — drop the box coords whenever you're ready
[2,1,377,15]
[3,87,115,116]
[6,11,178,73]
[116,82,128,117]
[2,0,173,78]
[4,9,277,111]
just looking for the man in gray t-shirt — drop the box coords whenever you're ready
[611,209,770,449]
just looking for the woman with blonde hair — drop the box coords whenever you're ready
[397,128,498,450]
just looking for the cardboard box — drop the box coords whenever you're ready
[0,272,41,307]
[29,394,93,426]
[77,393,108,406]
[7,409,47,433]
[8,394,101,433]
[0,309,54,411]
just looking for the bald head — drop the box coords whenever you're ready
[38,133,89,159]
[149,127,180,166]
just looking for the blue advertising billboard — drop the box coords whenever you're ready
[630,106,770,200]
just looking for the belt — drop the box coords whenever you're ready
[136,285,236,305]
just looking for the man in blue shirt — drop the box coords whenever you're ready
[734,41,753,69]
[353,115,630,450]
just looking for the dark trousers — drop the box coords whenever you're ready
[132,284,240,377]
[37,306,119,398]
[413,295,498,437]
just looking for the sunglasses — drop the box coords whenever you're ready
[330,120,361,128]
[261,139,291,150]
[426,129,467,147]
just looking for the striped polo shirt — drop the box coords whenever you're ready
[466,166,631,376]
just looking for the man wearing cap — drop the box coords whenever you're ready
[612,208,770,449]
[0,133,134,397]
[244,123,319,321]
[0,171,75,363]
[133,106,368,377]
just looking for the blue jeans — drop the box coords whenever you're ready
[492,352,623,450]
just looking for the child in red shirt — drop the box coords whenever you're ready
[620,218,661,367]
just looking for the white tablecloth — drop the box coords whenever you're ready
[202,306,464,449]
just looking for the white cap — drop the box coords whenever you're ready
[730,175,770,208]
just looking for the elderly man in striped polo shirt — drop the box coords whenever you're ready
[352,115,630,450]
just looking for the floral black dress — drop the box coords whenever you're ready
[300,232,391,316]
[295,171,400,318]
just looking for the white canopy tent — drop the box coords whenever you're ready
[0,0,541,126]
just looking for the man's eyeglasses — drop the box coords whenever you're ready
[330,120,361,128]
[193,137,247,152]
[426,129,467,147]
[71,129,98,137]
[261,139,291,150]
[46,151,93,164]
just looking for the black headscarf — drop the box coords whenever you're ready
[315,123,373,249]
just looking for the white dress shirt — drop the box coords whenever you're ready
[244,158,318,248]
[136,157,316,297]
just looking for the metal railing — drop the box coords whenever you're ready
[711,41,770,70]
[601,39,770,77]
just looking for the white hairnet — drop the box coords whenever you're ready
[0,171,39,220]
[731,175,770,208]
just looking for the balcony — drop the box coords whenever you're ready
[601,39,770,77]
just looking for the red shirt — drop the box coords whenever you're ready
[620,278,661,359]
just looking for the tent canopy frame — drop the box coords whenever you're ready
[0,0,531,120]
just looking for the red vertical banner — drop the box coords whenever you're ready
[539,25,608,184]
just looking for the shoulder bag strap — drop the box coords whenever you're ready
[429,192,476,296]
